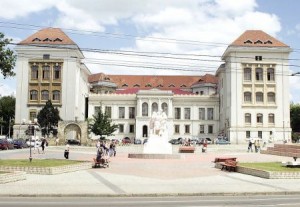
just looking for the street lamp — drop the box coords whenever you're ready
[26,118,39,162]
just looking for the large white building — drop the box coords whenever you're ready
[13,28,292,144]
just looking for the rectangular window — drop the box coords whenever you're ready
[207,108,214,120]
[43,54,50,59]
[119,124,124,133]
[199,125,204,134]
[175,108,181,119]
[185,125,190,134]
[105,106,112,118]
[174,125,180,134]
[244,68,252,81]
[246,131,250,138]
[119,107,125,119]
[258,131,262,138]
[53,65,61,80]
[42,65,50,79]
[255,56,262,61]
[31,65,39,80]
[129,107,135,119]
[199,108,205,120]
[184,108,191,120]
[94,106,101,115]
[129,124,134,133]
[29,111,37,122]
[208,125,213,134]
[255,68,263,81]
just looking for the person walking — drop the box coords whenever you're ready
[64,144,70,159]
[33,139,40,154]
[247,139,253,152]
[41,138,46,154]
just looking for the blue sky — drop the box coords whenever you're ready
[1,0,300,103]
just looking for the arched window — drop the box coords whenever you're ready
[256,92,263,103]
[31,65,39,79]
[41,90,49,100]
[268,113,275,124]
[245,113,251,124]
[257,113,263,124]
[142,102,148,117]
[152,102,158,113]
[244,92,252,103]
[42,65,50,79]
[52,90,60,101]
[267,68,275,81]
[30,90,38,100]
[53,64,61,80]
[255,68,263,81]
[267,92,275,103]
[244,68,251,81]
[161,102,168,115]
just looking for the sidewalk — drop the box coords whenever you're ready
[1,145,300,197]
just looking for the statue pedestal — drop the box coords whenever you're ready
[143,134,172,154]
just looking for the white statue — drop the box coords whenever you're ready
[149,110,167,136]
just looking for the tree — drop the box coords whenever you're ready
[88,107,118,140]
[0,96,15,137]
[37,100,62,138]
[290,103,300,142]
[0,32,16,78]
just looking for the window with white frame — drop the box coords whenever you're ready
[119,124,124,133]
[142,102,148,117]
[129,107,135,119]
[31,65,38,79]
[53,64,61,80]
[256,92,263,103]
[105,106,112,118]
[208,125,213,134]
[42,65,50,79]
[52,90,60,101]
[175,108,181,119]
[257,113,263,124]
[207,108,214,120]
[161,102,168,115]
[267,68,275,81]
[30,90,38,100]
[267,92,275,103]
[244,68,252,81]
[255,68,263,81]
[258,131,262,138]
[129,124,134,133]
[152,102,158,113]
[184,108,191,120]
[41,90,49,100]
[268,113,275,124]
[245,113,251,124]
[94,106,101,115]
[119,107,125,119]
[199,125,204,134]
[174,125,180,134]
[244,92,252,103]
[199,108,205,120]
[185,125,190,134]
[246,131,250,138]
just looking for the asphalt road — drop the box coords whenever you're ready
[1,195,300,207]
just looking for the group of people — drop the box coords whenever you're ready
[95,140,117,167]
[33,138,48,154]
[247,138,261,153]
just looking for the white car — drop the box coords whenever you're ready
[26,139,42,147]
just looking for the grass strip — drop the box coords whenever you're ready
[239,162,300,172]
[0,159,82,167]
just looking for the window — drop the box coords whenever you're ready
[208,125,213,134]
[94,106,101,115]
[245,113,251,124]
[119,124,124,133]
[175,108,181,119]
[53,65,61,80]
[199,125,204,134]
[258,131,262,138]
[268,113,275,124]
[129,107,135,119]
[257,113,263,124]
[255,56,262,61]
[267,92,275,103]
[41,90,49,100]
[119,107,125,119]
[255,68,263,81]
[43,54,50,59]
[29,111,37,122]
[129,124,135,133]
[174,125,180,134]
[30,90,38,100]
[244,92,252,103]
[246,131,250,138]
[199,108,205,120]
[42,65,50,79]
[142,102,148,117]
[256,92,263,103]
[161,103,168,115]
[244,68,252,81]
[184,108,191,120]
[52,90,60,101]
[185,125,190,134]
[200,91,204,95]
[207,108,214,120]
[267,68,274,81]
[31,65,39,79]
[152,102,158,113]
[105,106,112,118]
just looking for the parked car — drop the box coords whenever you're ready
[13,139,29,149]
[169,138,181,145]
[216,139,231,145]
[111,138,120,145]
[134,139,142,144]
[0,139,14,150]
[143,138,148,144]
[122,137,131,144]
[66,139,81,145]
[205,138,212,144]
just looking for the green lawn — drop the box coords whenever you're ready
[0,159,82,167]
[239,162,300,172]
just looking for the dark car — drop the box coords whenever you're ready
[143,138,148,144]
[122,137,131,144]
[66,139,81,145]
[169,137,183,145]
[0,139,14,150]
[134,139,142,144]
[13,139,29,149]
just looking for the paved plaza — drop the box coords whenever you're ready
[0,144,300,197]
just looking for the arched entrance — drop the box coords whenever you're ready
[143,125,148,137]
[64,123,82,142]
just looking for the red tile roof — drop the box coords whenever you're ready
[115,88,193,95]
[18,28,77,45]
[89,74,218,90]
[230,30,288,47]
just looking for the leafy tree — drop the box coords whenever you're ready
[290,103,300,142]
[37,100,62,138]
[0,96,15,137]
[0,32,16,78]
[88,107,118,140]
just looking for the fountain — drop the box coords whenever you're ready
[128,110,180,159]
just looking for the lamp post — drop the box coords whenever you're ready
[27,118,39,162]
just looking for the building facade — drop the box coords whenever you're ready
[13,28,292,144]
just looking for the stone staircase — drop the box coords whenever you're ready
[261,144,300,161]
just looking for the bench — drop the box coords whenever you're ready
[220,160,238,172]
[93,158,109,168]
[179,146,195,153]
[213,157,237,163]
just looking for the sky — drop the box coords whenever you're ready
[1,0,300,103]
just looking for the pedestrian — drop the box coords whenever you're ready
[55,138,59,146]
[33,139,40,154]
[254,140,260,153]
[247,139,253,152]
[64,144,70,159]
[109,141,116,157]
[202,140,208,153]
[41,138,46,154]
